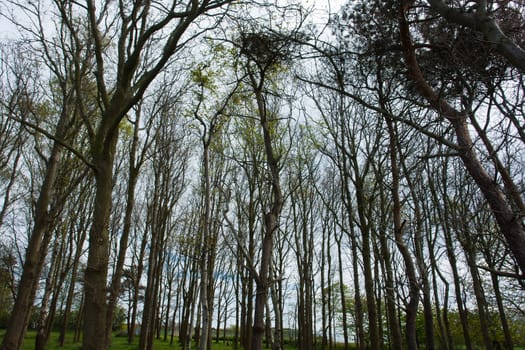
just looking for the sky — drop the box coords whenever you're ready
[0,0,346,41]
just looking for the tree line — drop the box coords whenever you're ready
[0,0,524,350]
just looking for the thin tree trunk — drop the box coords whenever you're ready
[164,276,173,342]
[335,232,350,350]
[249,79,284,350]
[376,203,402,350]
[444,219,473,350]
[459,232,493,350]
[490,271,514,350]
[73,292,84,343]
[270,264,283,350]
[385,116,419,350]
[348,219,365,350]
[198,134,212,350]
[128,229,148,344]
[36,236,62,350]
[406,171,435,350]
[59,206,89,347]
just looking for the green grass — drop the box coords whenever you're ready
[0,330,360,350]
[0,330,251,349]
[3,330,523,350]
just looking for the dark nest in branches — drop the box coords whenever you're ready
[238,32,295,67]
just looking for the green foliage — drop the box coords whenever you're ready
[112,306,127,331]
[190,64,217,91]
[0,244,15,329]
[118,117,134,137]
[412,308,525,349]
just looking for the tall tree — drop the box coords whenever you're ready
[0,28,88,349]
[397,0,525,275]
[1,1,238,349]
[238,33,286,350]
[139,109,189,350]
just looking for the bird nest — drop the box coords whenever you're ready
[239,32,291,66]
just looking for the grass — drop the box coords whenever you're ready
[0,330,357,350]
[3,330,523,350]
[0,330,260,349]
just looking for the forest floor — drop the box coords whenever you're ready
[1,330,337,350]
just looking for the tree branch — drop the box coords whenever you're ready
[426,0,525,71]
[7,115,95,170]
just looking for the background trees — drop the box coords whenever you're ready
[0,0,524,350]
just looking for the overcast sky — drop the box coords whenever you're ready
[0,0,346,41]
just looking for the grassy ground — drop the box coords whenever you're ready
[0,330,281,350]
[0,330,366,350]
[2,330,524,350]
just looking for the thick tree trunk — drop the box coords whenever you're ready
[83,122,119,350]
[0,140,63,350]
[83,159,114,350]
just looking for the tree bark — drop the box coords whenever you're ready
[83,127,118,350]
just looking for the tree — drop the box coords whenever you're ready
[139,106,190,350]
[287,140,319,350]
[424,0,525,71]
[237,32,286,350]
[76,2,235,348]
[0,243,17,328]
[189,57,240,350]
[398,0,525,276]
[1,1,238,349]
[0,43,27,230]
[0,23,89,348]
